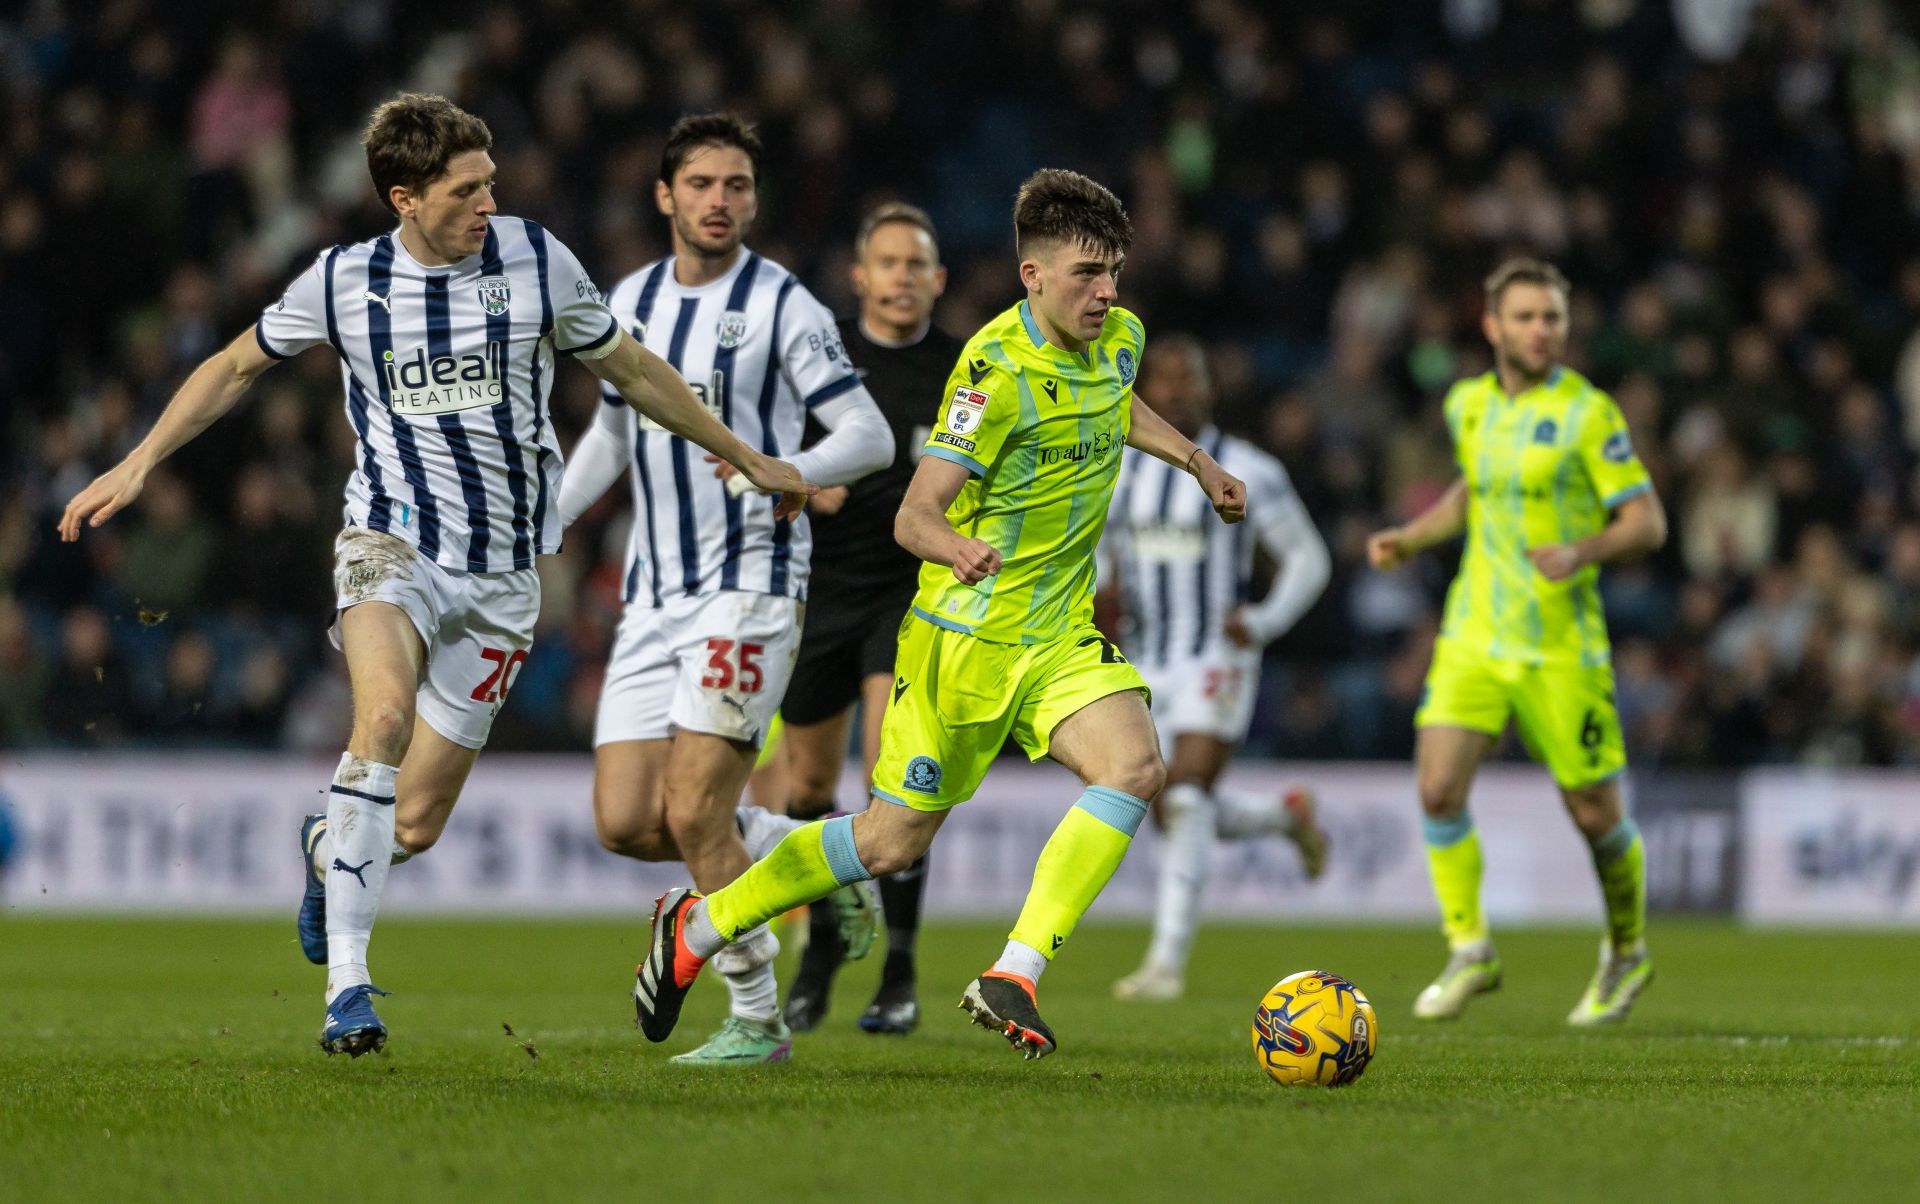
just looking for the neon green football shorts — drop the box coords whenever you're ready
[1415,638,1626,789]
[870,614,1150,812]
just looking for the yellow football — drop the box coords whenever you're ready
[1251,970,1379,1087]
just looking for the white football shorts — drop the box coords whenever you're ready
[595,590,801,748]
[328,526,542,750]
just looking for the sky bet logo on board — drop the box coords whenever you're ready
[383,342,507,417]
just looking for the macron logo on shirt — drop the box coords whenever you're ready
[383,342,508,417]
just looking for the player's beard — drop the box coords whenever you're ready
[674,209,748,263]
[1499,337,1559,387]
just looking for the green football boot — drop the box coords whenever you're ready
[669,1015,793,1066]
[1567,939,1653,1026]
[1412,940,1502,1020]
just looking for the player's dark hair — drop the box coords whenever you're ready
[856,201,940,258]
[1484,257,1571,311]
[660,113,764,185]
[1013,169,1132,260]
[362,93,493,215]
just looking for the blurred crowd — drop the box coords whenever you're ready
[5,0,1920,769]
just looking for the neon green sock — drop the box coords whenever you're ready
[1591,819,1646,950]
[1422,813,1488,949]
[1008,787,1150,960]
[705,815,870,941]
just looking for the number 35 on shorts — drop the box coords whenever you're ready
[701,639,766,693]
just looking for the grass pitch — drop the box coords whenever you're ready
[2,916,1916,1202]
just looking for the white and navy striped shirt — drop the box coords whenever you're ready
[1107,427,1330,666]
[256,218,618,573]
[599,250,864,603]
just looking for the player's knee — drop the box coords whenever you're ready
[355,700,414,763]
[1108,748,1166,805]
[1562,785,1621,839]
[1416,771,1469,819]
[596,811,673,861]
[663,793,730,851]
[853,824,928,878]
[786,780,836,820]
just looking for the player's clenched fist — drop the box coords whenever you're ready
[950,537,1001,585]
[1198,462,1246,523]
[1366,527,1411,571]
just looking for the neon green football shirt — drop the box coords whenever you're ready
[1439,366,1652,667]
[914,299,1144,644]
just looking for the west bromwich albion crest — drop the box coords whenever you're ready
[716,309,749,349]
[1115,345,1136,387]
[477,275,512,317]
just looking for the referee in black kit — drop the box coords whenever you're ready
[777,202,961,1034]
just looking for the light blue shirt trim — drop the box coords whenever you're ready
[924,444,986,476]
[911,605,975,635]
[1601,481,1652,510]
[1018,299,1046,348]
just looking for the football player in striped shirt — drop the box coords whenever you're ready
[632,170,1248,1062]
[59,94,814,1057]
[557,114,892,1065]
[1367,258,1667,1025]
[1105,334,1333,1003]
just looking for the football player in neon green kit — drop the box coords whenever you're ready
[633,169,1247,1060]
[1368,258,1668,1025]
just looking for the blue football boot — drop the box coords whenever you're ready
[321,984,390,1057]
[297,814,327,964]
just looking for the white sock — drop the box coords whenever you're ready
[323,752,399,1004]
[1145,782,1215,973]
[991,939,1048,985]
[713,925,781,1025]
[736,806,804,860]
[1215,789,1287,840]
[306,828,411,874]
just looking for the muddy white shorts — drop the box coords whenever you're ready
[595,590,802,748]
[328,527,542,749]
[1138,645,1263,752]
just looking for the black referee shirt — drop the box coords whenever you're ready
[804,317,964,597]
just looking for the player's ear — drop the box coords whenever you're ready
[389,185,414,220]
[1480,308,1500,346]
[654,179,674,217]
[932,264,949,298]
[1019,258,1042,294]
[850,260,868,298]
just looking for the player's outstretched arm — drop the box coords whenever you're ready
[1367,477,1468,572]
[59,329,277,541]
[1125,392,1246,523]
[895,455,1000,584]
[556,395,630,528]
[1528,490,1668,582]
[1228,485,1332,646]
[586,330,816,519]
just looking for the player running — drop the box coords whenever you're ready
[1105,334,1334,1003]
[57,94,813,1057]
[1366,258,1667,1025]
[556,114,892,1066]
[778,202,963,1037]
[632,169,1248,1062]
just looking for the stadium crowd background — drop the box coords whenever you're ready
[4,0,1920,771]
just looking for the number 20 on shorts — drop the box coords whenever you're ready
[471,647,528,704]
